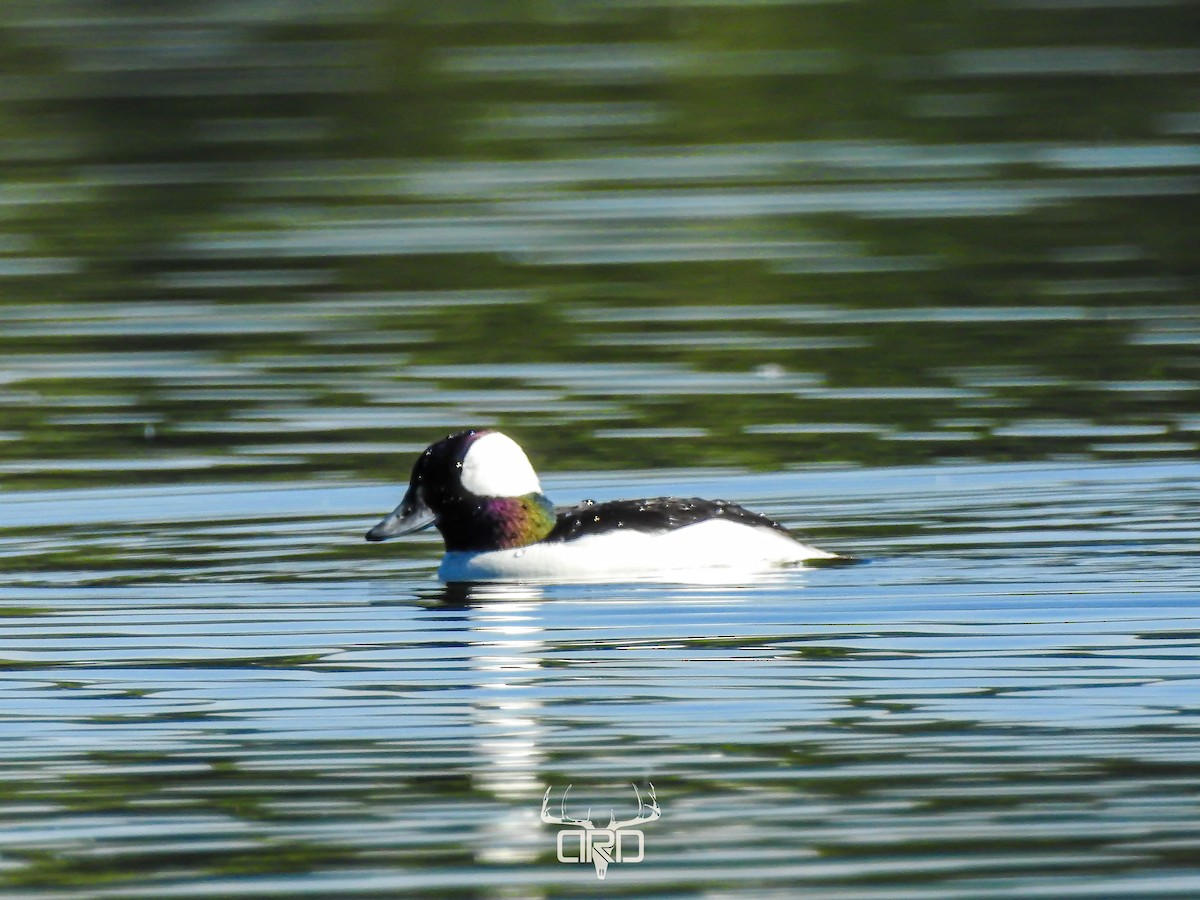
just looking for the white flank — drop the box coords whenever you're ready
[437,518,838,583]
[459,431,543,497]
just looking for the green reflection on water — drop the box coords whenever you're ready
[0,1,1196,490]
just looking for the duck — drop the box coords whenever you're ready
[365,429,841,582]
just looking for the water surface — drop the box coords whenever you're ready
[1,0,1199,896]
[2,461,1199,897]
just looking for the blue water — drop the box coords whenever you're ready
[2,461,1198,896]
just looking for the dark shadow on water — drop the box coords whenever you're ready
[798,554,865,569]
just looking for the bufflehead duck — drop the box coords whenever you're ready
[366,429,840,582]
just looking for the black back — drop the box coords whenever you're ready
[545,496,794,543]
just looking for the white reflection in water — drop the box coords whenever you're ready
[459,586,549,865]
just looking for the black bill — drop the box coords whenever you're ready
[365,489,437,541]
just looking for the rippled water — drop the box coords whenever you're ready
[3,462,1199,897]
[2,0,1200,896]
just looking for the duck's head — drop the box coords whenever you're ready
[366,429,556,552]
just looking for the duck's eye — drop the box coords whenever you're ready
[455,461,462,469]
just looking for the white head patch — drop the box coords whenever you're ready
[460,432,543,497]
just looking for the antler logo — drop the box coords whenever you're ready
[540,783,660,879]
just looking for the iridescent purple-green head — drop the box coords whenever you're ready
[366,429,556,552]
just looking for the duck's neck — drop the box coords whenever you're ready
[438,493,556,552]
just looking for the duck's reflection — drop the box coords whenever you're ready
[421,582,551,867]
[410,573,817,877]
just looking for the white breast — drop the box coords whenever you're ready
[436,519,837,582]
